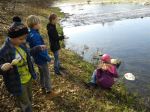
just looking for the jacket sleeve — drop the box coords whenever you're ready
[47,25,64,41]
[59,35,65,40]
[31,34,43,46]
[30,34,51,62]
[23,43,42,56]
[30,46,51,62]
[0,65,4,75]
[30,46,42,56]
[112,67,119,78]
[0,55,6,76]
[96,69,102,79]
[107,66,119,78]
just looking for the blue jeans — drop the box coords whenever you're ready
[90,70,97,84]
[38,63,51,91]
[53,50,60,73]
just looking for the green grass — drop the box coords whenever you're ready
[58,49,149,112]
[0,0,149,111]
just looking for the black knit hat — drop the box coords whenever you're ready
[13,16,22,23]
[8,22,28,38]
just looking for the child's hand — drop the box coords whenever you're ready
[1,63,13,71]
[11,58,21,65]
[50,60,54,64]
[40,45,47,50]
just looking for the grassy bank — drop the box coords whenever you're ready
[0,0,149,112]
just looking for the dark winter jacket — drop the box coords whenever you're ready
[47,23,64,52]
[0,38,39,96]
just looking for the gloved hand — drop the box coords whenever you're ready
[1,63,13,71]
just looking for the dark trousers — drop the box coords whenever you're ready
[16,79,32,112]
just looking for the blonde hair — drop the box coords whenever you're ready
[26,15,40,28]
[98,61,112,70]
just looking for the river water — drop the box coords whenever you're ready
[54,1,150,98]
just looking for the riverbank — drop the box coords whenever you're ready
[0,0,149,112]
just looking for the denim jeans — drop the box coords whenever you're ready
[90,70,97,84]
[38,63,51,91]
[53,50,60,73]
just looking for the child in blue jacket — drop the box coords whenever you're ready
[26,15,52,94]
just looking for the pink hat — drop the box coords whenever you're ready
[101,54,111,63]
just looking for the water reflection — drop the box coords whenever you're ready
[63,18,150,97]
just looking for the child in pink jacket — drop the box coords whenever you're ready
[87,54,119,89]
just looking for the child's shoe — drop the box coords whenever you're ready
[59,66,66,71]
[46,91,58,98]
[55,71,62,76]
[85,82,98,88]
